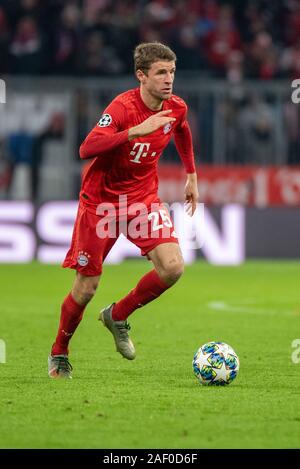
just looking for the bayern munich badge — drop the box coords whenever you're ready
[163,122,172,134]
[77,251,90,267]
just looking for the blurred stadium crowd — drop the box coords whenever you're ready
[1,0,300,202]
[0,0,300,80]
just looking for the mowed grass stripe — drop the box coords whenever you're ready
[0,261,299,448]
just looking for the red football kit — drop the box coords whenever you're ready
[63,87,196,276]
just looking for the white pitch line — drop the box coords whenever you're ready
[207,301,292,315]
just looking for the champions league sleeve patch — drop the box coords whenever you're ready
[97,113,112,127]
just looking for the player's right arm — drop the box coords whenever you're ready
[128,110,176,140]
[79,101,128,159]
[79,102,176,159]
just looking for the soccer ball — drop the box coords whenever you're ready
[192,341,239,386]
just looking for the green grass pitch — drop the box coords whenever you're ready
[0,260,300,448]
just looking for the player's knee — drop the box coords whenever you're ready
[161,259,184,285]
[75,278,99,305]
[82,281,98,303]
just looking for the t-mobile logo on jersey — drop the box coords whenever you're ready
[129,143,157,164]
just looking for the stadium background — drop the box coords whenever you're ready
[1,0,300,451]
[1,0,300,263]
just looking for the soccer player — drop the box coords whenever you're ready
[48,42,198,378]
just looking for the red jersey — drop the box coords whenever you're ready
[79,87,195,212]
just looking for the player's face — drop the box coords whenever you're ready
[141,61,176,100]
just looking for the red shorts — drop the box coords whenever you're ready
[63,199,179,276]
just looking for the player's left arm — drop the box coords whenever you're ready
[173,107,199,216]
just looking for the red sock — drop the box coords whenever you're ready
[112,270,169,321]
[51,293,86,356]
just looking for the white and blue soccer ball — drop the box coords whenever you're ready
[193,341,239,386]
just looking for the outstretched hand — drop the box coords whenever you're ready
[184,173,199,216]
[129,110,176,140]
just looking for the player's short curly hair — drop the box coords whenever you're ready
[134,42,177,74]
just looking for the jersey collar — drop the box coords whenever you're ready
[134,87,168,113]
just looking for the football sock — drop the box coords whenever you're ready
[51,293,85,356]
[112,269,169,321]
